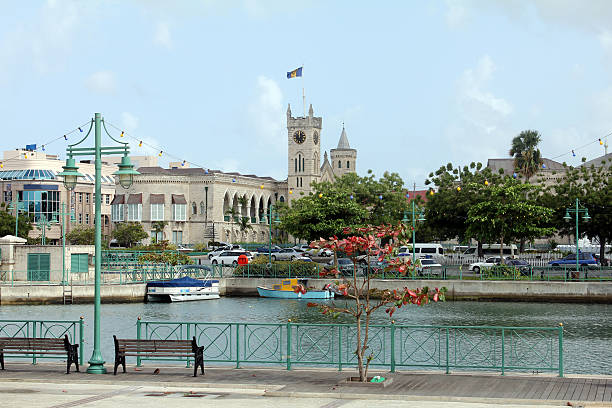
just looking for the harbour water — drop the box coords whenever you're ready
[1,298,610,375]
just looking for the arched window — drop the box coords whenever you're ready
[279,196,285,203]
[192,202,197,215]
[294,158,297,172]
[200,201,205,215]
[347,161,350,169]
[338,161,342,169]
[302,157,305,172]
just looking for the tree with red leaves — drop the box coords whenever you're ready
[308,223,446,382]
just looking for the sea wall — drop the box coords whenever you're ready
[1,279,612,305]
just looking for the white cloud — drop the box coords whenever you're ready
[247,76,284,150]
[85,71,116,94]
[599,30,612,53]
[121,112,140,131]
[445,0,468,29]
[154,22,172,49]
[459,55,513,131]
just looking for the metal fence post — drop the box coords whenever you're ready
[236,323,241,368]
[79,316,84,365]
[286,320,292,370]
[338,325,343,371]
[32,322,37,365]
[186,324,191,368]
[558,323,564,377]
[136,317,142,367]
[501,328,505,376]
[445,327,450,374]
[390,321,396,373]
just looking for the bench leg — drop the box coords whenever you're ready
[194,348,204,377]
[113,356,120,375]
[0,352,4,370]
[66,346,79,374]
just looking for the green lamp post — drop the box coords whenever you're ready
[402,199,426,267]
[57,112,139,374]
[52,203,76,286]
[261,205,280,265]
[7,202,27,237]
[35,214,53,245]
[563,198,591,278]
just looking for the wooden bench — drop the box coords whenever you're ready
[113,336,204,377]
[0,335,79,374]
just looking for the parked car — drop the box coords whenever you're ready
[548,252,599,268]
[210,250,253,266]
[256,245,282,253]
[271,248,305,261]
[305,248,333,257]
[292,244,311,251]
[328,258,356,275]
[416,259,443,276]
[208,245,244,259]
[176,244,193,252]
[468,257,504,274]
[503,259,531,274]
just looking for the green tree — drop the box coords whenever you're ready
[424,162,503,253]
[466,180,555,258]
[0,209,33,239]
[65,226,95,245]
[541,158,612,263]
[112,222,148,248]
[237,215,253,239]
[279,188,367,241]
[509,130,543,182]
[151,221,167,243]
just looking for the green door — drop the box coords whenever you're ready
[27,253,51,281]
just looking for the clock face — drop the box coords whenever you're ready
[293,130,306,144]
[313,131,319,145]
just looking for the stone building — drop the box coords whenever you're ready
[0,148,116,242]
[115,103,358,245]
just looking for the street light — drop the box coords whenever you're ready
[7,202,27,237]
[57,113,138,374]
[35,214,53,245]
[402,199,426,267]
[52,203,75,286]
[563,198,591,277]
[261,205,280,265]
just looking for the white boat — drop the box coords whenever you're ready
[147,276,220,302]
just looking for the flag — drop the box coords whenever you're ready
[287,67,303,79]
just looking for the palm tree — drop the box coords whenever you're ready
[225,207,239,242]
[509,130,543,182]
[237,216,253,241]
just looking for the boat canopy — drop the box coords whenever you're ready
[147,276,217,288]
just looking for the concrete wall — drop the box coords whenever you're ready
[1,244,95,283]
[0,283,146,305]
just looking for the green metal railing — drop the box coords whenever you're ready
[136,320,563,376]
[0,318,84,365]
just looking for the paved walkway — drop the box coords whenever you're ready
[1,363,611,407]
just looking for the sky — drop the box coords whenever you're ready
[1,0,611,189]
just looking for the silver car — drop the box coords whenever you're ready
[272,248,304,261]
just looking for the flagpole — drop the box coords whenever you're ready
[302,64,305,116]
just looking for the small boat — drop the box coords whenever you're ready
[257,278,334,299]
[147,276,220,302]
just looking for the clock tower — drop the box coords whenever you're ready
[287,103,322,203]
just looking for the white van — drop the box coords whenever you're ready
[463,244,517,258]
[398,243,445,261]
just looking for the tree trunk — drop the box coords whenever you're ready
[500,236,504,260]
[600,237,608,266]
[477,241,483,258]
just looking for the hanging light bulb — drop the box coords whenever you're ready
[484,180,489,186]
[349,194,354,200]
[456,186,461,192]
[120,131,124,138]
[24,153,28,159]
[572,150,576,157]
[232,178,236,183]
[158,151,163,157]
[405,193,410,199]
[318,193,323,198]
[181,160,185,167]
[542,163,547,169]
[42,145,45,151]
[289,189,293,194]
[78,127,83,133]
[260,184,264,189]
[64,135,67,140]
[139,141,142,147]
[379,194,383,200]
[600,138,604,145]
[429,190,434,196]
[513,172,518,179]
[205,169,209,174]
[0,163,3,168]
